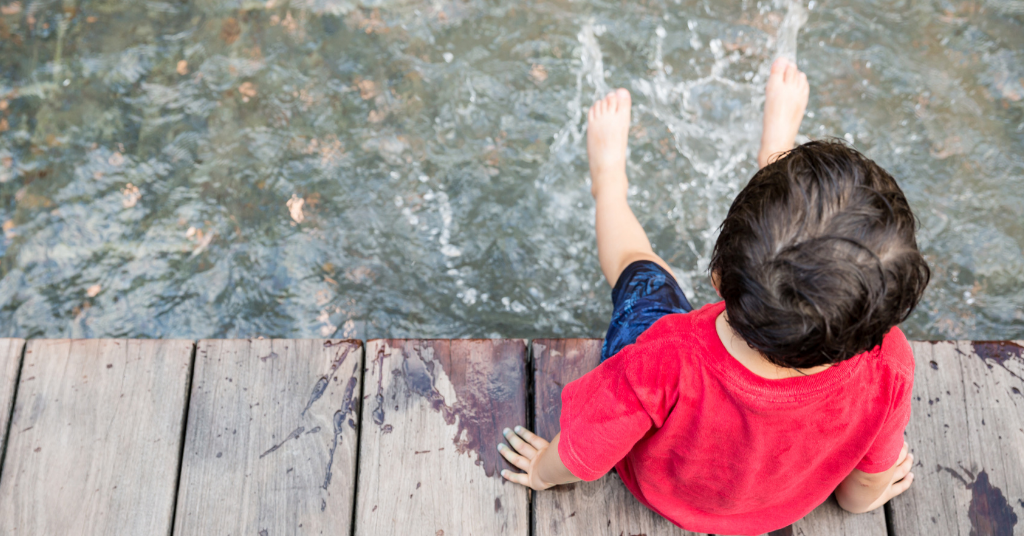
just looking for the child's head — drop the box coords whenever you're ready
[709,140,930,368]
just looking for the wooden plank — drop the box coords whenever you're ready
[173,339,363,536]
[355,339,528,536]
[890,341,1024,536]
[0,338,25,476]
[771,497,885,536]
[0,339,193,535]
[533,339,886,536]
[532,339,699,536]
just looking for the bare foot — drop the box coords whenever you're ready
[759,57,809,168]
[587,88,632,199]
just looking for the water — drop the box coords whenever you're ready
[0,0,1022,341]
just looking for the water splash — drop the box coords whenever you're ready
[774,0,809,64]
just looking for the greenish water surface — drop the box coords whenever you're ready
[1,0,1022,340]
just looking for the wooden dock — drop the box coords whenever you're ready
[0,337,1020,535]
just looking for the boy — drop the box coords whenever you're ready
[496,58,930,535]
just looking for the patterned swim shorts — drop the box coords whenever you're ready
[601,260,694,362]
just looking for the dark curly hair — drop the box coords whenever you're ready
[709,140,930,369]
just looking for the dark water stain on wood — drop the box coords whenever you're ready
[494,498,502,512]
[768,526,794,536]
[378,340,526,478]
[302,344,354,416]
[971,341,1024,382]
[323,373,360,490]
[372,345,388,426]
[939,465,1019,536]
[259,426,304,458]
[967,471,1018,536]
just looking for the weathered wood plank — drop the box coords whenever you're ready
[173,339,363,536]
[532,339,699,536]
[774,497,886,536]
[355,339,529,536]
[533,339,886,536]
[0,339,193,535]
[890,341,1024,536]
[0,338,25,476]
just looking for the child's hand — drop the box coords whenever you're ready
[865,441,915,510]
[497,426,557,491]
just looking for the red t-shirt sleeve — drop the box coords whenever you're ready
[557,338,681,481]
[855,329,915,473]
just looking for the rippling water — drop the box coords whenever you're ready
[1,0,1022,340]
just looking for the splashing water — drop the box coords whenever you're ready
[0,0,1021,340]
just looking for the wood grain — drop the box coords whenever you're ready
[533,339,887,536]
[0,338,25,477]
[355,339,529,536]
[173,339,363,536]
[889,341,1024,536]
[532,339,700,536]
[772,497,886,536]
[0,339,193,535]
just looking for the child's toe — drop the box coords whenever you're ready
[784,62,798,83]
[615,88,631,111]
[771,57,788,76]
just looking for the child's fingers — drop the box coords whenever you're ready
[500,469,530,487]
[513,426,549,451]
[893,453,914,482]
[502,428,538,458]
[497,443,532,471]
[889,472,914,498]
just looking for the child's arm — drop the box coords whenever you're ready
[587,88,674,287]
[835,441,915,513]
[497,427,581,490]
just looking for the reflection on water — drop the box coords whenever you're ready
[0,0,1021,340]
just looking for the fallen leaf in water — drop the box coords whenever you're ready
[92,171,103,180]
[368,109,385,123]
[176,60,189,75]
[189,231,214,258]
[86,284,101,298]
[529,63,548,83]
[185,226,196,238]
[2,220,14,232]
[287,194,305,223]
[0,99,8,111]
[1,2,22,15]
[280,11,298,34]
[357,78,379,100]
[221,17,241,44]
[238,81,257,102]
[0,119,8,133]
[121,183,141,208]
[930,136,965,159]
[86,15,97,23]
[108,152,125,166]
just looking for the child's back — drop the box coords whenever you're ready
[559,302,914,534]
[495,58,930,536]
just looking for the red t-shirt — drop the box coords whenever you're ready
[558,301,914,535]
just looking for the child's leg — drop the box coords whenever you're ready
[758,58,809,168]
[587,89,673,288]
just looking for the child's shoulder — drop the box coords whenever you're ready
[875,326,915,380]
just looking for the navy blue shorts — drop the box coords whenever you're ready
[601,260,694,363]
